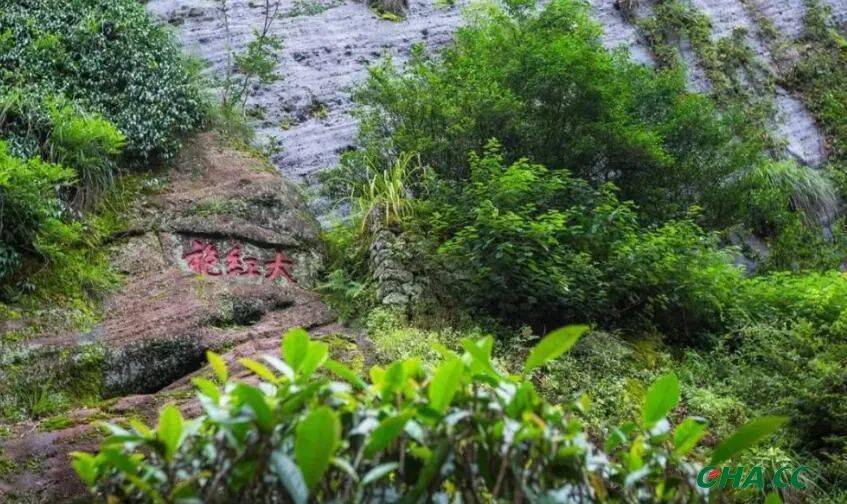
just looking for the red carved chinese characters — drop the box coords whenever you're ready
[183,240,221,276]
[242,257,262,277]
[183,241,296,284]
[265,251,295,283]
[225,245,245,276]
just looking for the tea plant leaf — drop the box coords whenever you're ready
[156,404,183,461]
[461,337,500,378]
[295,406,340,490]
[361,462,400,486]
[711,416,788,464]
[326,359,367,389]
[524,325,588,374]
[283,327,310,370]
[672,418,707,456]
[299,341,328,379]
[234,384,274,432]
[191,377,220,402]
[239,357,278,382]
[428,357,464,413]
[206,350,228,383]
[70,452,98,487]
[366,412,413,457]
[271,451,308,504]
[642,373,680,426]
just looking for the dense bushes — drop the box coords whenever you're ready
[314,0,847,494]
[0,142,74,281]
[0,0,204,296]
[74,328,787,502]
[0,0,204,163]
[338,0,772,226]
[414,141,745,336]
[423,142,637,324]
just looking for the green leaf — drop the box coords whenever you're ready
[70,452,98,487]
[295,407,340,490]
[128,418,154,439]
[233,384,274,432]
[283,327,310,370]
[381,361,406,398]
[239,357,278,382]
[523,325,588,374]
[428,357,464,413]
[361,462,400,486]
[262,355,295,381]
[642,373,680,426]
[764,493,782,504]
[156,404,184,461]
[331,457,359,482]
[191,377,220,402]
[711,416,788,464]
[400,440,451,504]
[170,481,200,501]
[299,341,328,379]
[326,359,367,389]
[461,337,500,379]
[206,351,227,383]
[672,418,707,456]
[271,451,308,504]
[366,412,413,457]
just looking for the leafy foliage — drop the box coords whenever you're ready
[0,142,74,282]
[0,0,202,301]
[338,0,769,226]
[417,142,746,336]
[74,328,784,502]
[0,0,204,163]
[787,0,847,162]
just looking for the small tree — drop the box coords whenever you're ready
[216,0,284,112]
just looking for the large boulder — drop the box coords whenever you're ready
[0,133,366,502]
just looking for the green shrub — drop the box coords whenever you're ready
[339,0,767,226]
[737,272,847,335]
[608,219,743,340]
[416,142,746,338]
[73,327,786,502]
[47,101,126,208]
[422,141,638,325]
[678,320,847,486]
[0,0,204,164]
[0,141,74,282]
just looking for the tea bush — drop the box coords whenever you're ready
[0,0,203,299]
[73,327,786,502]
[415,141,746,337]
[0,0,204,164]
[0,142,74,282]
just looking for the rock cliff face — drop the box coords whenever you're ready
[147,0,462,186]
[147,0,845,187]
